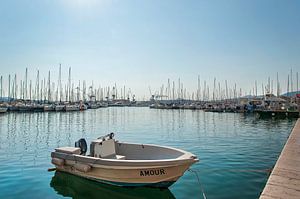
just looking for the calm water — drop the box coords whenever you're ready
[0,107,296,199]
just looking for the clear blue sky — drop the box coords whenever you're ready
[0,0,299,99]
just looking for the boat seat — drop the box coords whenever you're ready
[55,147,81,155]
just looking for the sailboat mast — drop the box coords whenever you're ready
[213,77,216,101]
[124,85,126,100]
[71,83,74,102]
[197,75,200,101]
[203,80,206,101]
[271,79,273,94]
[65,85,67,101]
[22,78,25,100]
[68,67,71,102]
[0,75,2,100]
[48,70,51,102]
[77,81,80,102]
[59,64,62,102]
[37,70,40,101]
[25,68,27,100]
[287,74,290,97]
[225,80,228,100]
[43,78,46,101]
[172,81,175,101]
[83,80,86,102]
[218,82,221,100]
[8,74,11,100]
[29,80,32,101]
[20,80,22,100]
[207,86,209,101]
[290,68,293,93]
[167,79,170,100]
[297,72,299,92]
[254,81,257,97]
[14,74,17,99]
[11,76,15,99]
[277,72,280,97]
[234,83,237,99]
[115,83,117,99]
[268,77,271,94]
[178,78,180,99]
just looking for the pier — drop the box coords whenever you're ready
[260,118,300,199]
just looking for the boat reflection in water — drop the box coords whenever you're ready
[50,171,176,199]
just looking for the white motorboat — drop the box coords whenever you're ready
[55,104,65,111]
[89,103,100,109]
[65,104,80,111]
[0,107,8,113]
[44,104,55,111]
[51,133,198,188]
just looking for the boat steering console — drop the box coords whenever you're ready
[75,133,115,156]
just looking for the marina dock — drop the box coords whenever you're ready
[260,118,300,199]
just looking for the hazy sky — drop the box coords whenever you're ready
[0,0,299,99]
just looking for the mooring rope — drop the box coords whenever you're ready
[188,167,273,199]
[188,169,207,199]
[190,167,273,173]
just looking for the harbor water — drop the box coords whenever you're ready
[0,107,296,199]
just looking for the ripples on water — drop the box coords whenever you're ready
[0,108,296,199]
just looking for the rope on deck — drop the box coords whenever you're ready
[188,169,207,199]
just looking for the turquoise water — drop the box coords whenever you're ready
[0,108,296,199]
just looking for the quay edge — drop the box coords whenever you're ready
[260,118,300,199]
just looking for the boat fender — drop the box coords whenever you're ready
[52,158,64,166]
[74,163,92,173]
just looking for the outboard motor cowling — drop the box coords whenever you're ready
[75,138,87,155]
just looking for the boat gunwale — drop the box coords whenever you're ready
[52,142,198,167]
[115,141,196,158]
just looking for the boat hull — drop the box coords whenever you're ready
[55,105,65,111]
[0,107,7,113]
[255,110,299,118]
[53,159,191,188]
[59,170,176,188]
[44,106,55,111]
[51,151,197,188]
[65,105,80,111]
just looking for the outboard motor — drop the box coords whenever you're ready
[75,138,87,155]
